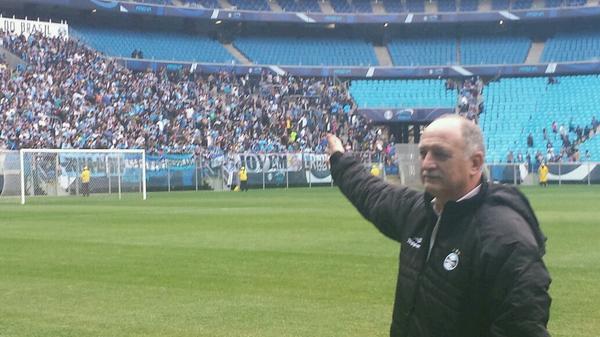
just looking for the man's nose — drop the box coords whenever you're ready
[421,152,436,169]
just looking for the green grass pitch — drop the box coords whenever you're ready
[0,186,599,337]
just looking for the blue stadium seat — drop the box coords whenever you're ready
[491,0,510,9]
[349,79,456,108]
[481,75,600,162]
[233,36,378,66]
[511,0,533,9]
[406,0,426,12]
[72,27,236,63]
[388,37,457,66]
[438,0,457,12]
[542,32,600,62]
[228,0,271,11]
[330,0,353,12]
[460,36,531,65]
[182,0,220,7]
[278,0,321,12]
[544,0,563,7]
[382,0,405,12]
[459,0,479,11]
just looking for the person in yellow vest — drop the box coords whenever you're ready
[538,163,549,187]
[238,165,248,192]
[81,166,91,196]
[370,164,381,177]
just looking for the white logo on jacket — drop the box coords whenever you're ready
[407,237,423,249]
[443,249,461,271]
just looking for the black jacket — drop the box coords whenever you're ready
[330,152,551,337]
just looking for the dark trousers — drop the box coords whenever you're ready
[82,182,90,196]
[240,180,248,191]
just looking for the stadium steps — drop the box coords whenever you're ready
[269,0,283,11]
[218,0,231,8]
[457,37,462,65]
[223,43,252,64]
[318,1,336,13]
[525,40,545,64]
[371,0,387,13]
[374,45,394,66]
[0,46,26,70]
[425,0,437,12]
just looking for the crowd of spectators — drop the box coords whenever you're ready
[0,30,390,160]
[506,116,599,171]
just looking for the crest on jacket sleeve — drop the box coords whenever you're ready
[443,249,461,271]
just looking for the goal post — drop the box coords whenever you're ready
[18,149,146,204]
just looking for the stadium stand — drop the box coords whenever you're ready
[511,0,533,9]
[460,35,531,65]
[481,75,600,163]
[542,31,600,62]
[387,37,457,66]
[438,0,457,12]
[233,36,378,66]
[0,30,387,155]
[406,0,426,12]
[278,0,321,12]
[350,79,457,108]
[183,0,221,8]
[382,0,405,12]
[352,0,374,12]
[491,0,510,9]
[544,0,563,7]
[459,0,479,11]
[330,0,354,12]
[566,0,587,6]
[71,27,235,63]
[228,0,272,11]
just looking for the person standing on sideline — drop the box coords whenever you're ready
[327,115,551,337]
[238,165,248,192]
[81,166,91,197]
[538,162,549,187]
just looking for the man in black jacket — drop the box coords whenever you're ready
[327,115,551,337]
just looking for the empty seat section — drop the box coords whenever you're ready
[383,0,405,12]
[233,36,378,66]
[461,36,531,65]
[278,0,321,12]
[388,37,457,66]
[72,27,235,63]
[542,32,600,62]
[228,0,271,11]
[482,75,600,163]
[350,79,456,108]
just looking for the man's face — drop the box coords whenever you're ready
[418,121,471,202]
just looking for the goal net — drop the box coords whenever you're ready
[17,149,146,204]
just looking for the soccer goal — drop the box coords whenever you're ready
[17,149,146,204]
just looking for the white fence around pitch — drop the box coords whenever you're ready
[2,150,600,202]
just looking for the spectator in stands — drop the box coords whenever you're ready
[526,133,533,147]
[506,150,514,163]
[0,30,385,159]
[327,115,551,337]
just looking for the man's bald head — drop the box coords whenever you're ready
[425,114,485,159]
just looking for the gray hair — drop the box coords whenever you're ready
[437,114,485,158]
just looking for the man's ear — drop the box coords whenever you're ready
[470,151,484,175]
